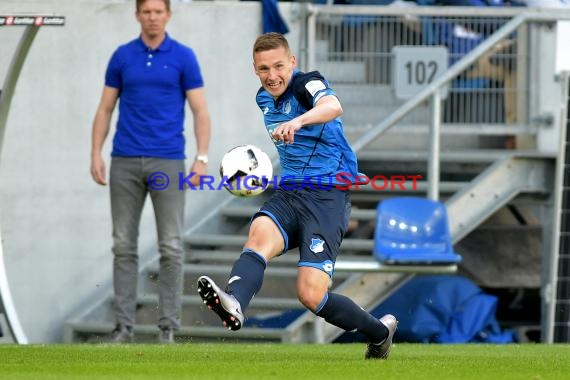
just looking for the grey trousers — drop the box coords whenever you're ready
[110,157,185,330]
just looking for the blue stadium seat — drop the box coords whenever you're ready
[373,197,462,264]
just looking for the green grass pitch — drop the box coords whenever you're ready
[1,343,569,380]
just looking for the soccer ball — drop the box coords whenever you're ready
[219,144,273,197]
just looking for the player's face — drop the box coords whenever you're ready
[136,0,171,39]
[253,46,297,99]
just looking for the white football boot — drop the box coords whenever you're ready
[197,275,244,331]
[365,314,398,359]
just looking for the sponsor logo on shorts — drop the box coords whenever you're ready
[322,263,334,274]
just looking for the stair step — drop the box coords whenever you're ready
[185,234,373,251]
[357,149,544,163]
[186,263,301,277]
[347,181,468,203]
[65,322,285,343]
[354,181,465,191]
[185,249,456,273]
[221,206,376,221]
[136,294,302,309]
[189,248,372,265]
[150,262,355,281]
[334,258,458,274]
[188,249,298,264]
[150,261,354,280]
[186,249,455,274]
[344,123,538,136]
[147,262,300,278]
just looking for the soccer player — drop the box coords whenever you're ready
[197,32,396,359]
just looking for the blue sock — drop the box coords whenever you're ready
[315,292,388,343]
[225,249,267,312]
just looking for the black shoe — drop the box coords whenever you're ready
[365,314,397,359]
[158,327,174,344]
[109,324,134,343]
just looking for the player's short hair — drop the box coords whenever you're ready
[253,32,291,57]
[136,0,171,12]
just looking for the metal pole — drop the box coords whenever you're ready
[543,71,570,343]
[306,8,317,72]
[427,90,441,201]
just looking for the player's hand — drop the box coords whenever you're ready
[272,120,302,144]
[90,154,107,186]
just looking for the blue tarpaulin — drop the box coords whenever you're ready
[341,275,516,343]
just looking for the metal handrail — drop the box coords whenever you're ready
[310,4,533,17]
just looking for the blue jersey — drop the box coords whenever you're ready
[105,34,204,159]
[256,70,359,185]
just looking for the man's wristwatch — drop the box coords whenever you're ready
[195,154,209,164]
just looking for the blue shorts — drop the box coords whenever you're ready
[253,187,351,277]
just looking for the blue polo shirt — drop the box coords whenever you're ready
[256,70,359,184]
[105,33,204,159]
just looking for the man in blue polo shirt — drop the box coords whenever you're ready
[90,0,211,343]
[197,33,397,359]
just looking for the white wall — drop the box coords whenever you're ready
[0,0,301,342]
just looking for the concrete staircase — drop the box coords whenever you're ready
[64,145,553,343]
